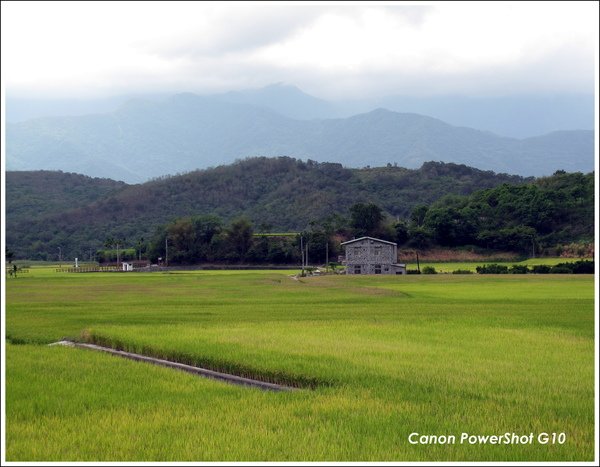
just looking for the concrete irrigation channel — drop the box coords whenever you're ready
[51,340,298,392]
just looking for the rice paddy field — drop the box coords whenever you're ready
[3,264,596,461]
[417,257,593,273]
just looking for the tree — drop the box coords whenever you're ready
[103,237,115,250]
[192,215,223,244]
[167,218,196,263]
[424,207,477,246]
[410,205,429,227]
[476,226,537,253]
[350,203,384,237]
[191,215,223,261]
[393,221,409,246]
[407,226,431,249]
[147,226,168,264]
[6,249,14,264]
[227,218,254,262]
[305,229,329,265]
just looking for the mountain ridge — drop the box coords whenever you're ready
[7,84,594,138]
[6,93,594,183]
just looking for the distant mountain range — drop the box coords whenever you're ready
[6,90,594,183]
[217,84,595,139]
[7,83,594,139]
[6,158,531,259]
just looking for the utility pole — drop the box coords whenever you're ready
[300,235,304,275]
[415,251,420,274]
[116,243,120,267]
[325,240,329,270]
[58,247,62,267]
[306,243,309,268]
[165,237,168,267]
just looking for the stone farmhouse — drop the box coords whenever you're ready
[341,237,407,275]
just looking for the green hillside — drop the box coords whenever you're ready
[5,171,127,222]
[6,158,528,259]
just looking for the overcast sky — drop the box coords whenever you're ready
[1,1,597,99]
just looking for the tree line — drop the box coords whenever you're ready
[105,168,593,266]
[6,162,593,262]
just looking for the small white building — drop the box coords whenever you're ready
[122,262,133,272]
[341,237,406,275]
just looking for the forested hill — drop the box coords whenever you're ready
[418,171,594,252]
[5,171,127,222]
[6,158,528,259]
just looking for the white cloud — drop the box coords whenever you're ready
[1,1,597,98]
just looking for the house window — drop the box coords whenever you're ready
[384,266,389,272]
[373,247,381,257]
[354,265,362,274]
[375,265,382,274]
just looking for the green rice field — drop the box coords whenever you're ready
[417,257,593,273]
[4,265,595,461]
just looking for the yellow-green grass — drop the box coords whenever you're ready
[5,268,595,461]
[417,257,593,273]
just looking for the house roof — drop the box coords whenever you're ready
[340,236,397,247]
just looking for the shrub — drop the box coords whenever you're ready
[422,266,437,274]
[569,260,594,274]
[406,269,421,274]
[543,260,594,274]
[550,266,572,274]
[531,265,551,274]
[452,269,473,274]
[509,265,529,274]
[476,264,509,274]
